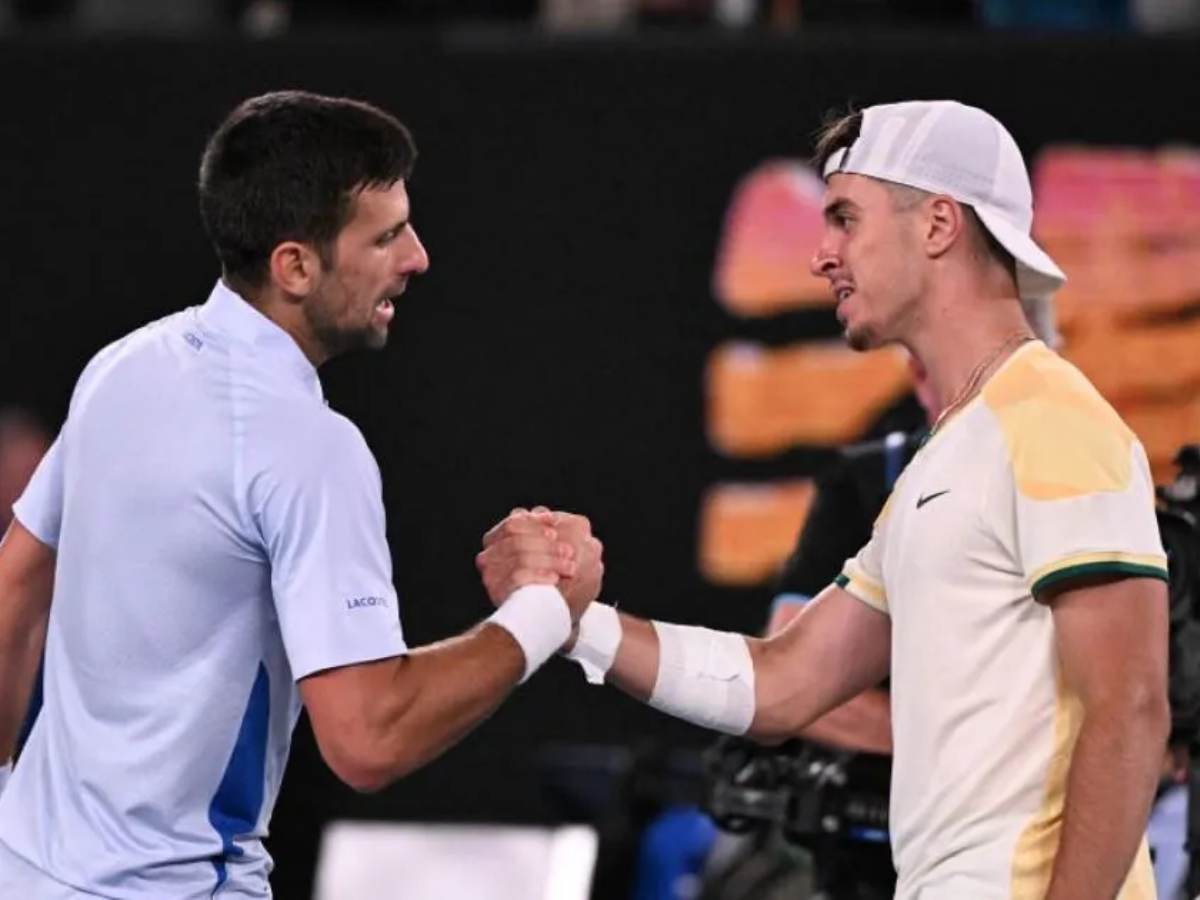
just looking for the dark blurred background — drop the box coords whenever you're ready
[2,1,1200,897]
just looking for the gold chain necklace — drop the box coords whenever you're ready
[930,331,1034,435]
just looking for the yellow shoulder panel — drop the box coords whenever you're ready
[982,344,1134,501]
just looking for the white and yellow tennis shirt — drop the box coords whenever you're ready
[837,340,1167,900]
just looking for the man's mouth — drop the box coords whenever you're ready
[372,296,396,325]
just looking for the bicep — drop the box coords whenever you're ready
[750,584,891,738]
[1048,576,1168,710]
[253,420,405,680]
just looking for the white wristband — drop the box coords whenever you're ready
[488,585,572,683]
[564,603,621,684]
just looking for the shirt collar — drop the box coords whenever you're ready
[198,280,323,400]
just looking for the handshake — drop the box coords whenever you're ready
[475,507,605,632]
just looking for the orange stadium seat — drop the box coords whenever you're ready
[698,480,815,585]
[712,161,834,316]
[1063,319,1200,403]
[706,341,911,455]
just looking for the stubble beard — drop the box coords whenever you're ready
[305,288,387,360]
[844,321,878,352]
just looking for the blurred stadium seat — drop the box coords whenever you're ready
[313,821,598,900]
[698,478,816,584]
[706,341,911,456]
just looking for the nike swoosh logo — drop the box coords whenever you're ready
[916,490,951,509]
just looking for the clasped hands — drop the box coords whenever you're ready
[476,507,604,629]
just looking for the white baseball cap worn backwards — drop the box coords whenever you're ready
[822,100,1067,302]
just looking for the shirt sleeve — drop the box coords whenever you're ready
[251,413,406,680]
[12,435,64,549]
[835,491,892,616]
[1005,421,1168,598]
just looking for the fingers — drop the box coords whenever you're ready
[557,535,605,617]
[483,511,556,549]
[475,527,580,604]
[481,506,586,549]
[477,508,602,608]
[476,539,575,574]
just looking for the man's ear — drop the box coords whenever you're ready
[267,241,323,298]
[923,196,966,260]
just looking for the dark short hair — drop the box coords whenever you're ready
[811,107,1014,280]
[811,107,863,175]
[198,90,417,287]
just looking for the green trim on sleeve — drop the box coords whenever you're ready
[834,573,850,589]
[1031,561,1170,597]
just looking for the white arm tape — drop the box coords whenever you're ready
[564,603,621,684]
[649,621,756,735]
[488,585,572,683]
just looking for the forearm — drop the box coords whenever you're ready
[314,623,525,791]
[603,612,660,702]
[1044,703,1167,899]
[573,590,890,743]
[378,624,527,779]
[576,608,759,736]
[603,619,864,745]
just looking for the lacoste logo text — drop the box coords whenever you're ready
[346,596,388,610]
[916,490,951,509]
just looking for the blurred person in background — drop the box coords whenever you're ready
[0,410,50,536]
[482,100,1170,900]
[0,409,51,781]
[0,90,598,899]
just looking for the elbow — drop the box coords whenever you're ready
[1088,679,1170,748]
[1126,675,1171,745]
[338,761,394,795]
[323,743,389,794]
[1140,685,1171,747]
[302,655,427,794]
[744,696,808,746]
[323,742,418,794]
[315,724,421,794]
[743,721,783,745]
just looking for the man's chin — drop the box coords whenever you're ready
[364,327,389,351]
[844,323,878,352]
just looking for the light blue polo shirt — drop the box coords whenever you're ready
[0,281,407,898]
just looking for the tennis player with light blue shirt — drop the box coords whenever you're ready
[0,91,601,899]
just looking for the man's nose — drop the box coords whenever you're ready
[403,228,430,275]
[810,245,839,279]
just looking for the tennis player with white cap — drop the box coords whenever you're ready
[479,101,1170,899]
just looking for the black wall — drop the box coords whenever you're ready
[2,29,1199,895]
